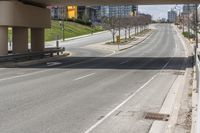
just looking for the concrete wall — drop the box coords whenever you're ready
[0,1,51,28]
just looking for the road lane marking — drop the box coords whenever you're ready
[84,55,173,133]
[84,73,159,133]
[0,69,51,82]
[74,73,95,81]
[46,62,62,67]
[119,60,129,65]
[0,50,115,82]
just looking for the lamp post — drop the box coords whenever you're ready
[195,4,198,53]
[187,4,191,39]
[62,6,65,41]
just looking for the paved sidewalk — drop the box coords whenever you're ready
[85,29,154,53]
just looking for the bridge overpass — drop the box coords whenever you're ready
[0,0,199,55]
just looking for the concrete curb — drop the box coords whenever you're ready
[175,24,198,133]
[148,24,192,133]
[0,52,70,67]
[45,31,108,45]
[148,72,186,133]
[191,66,198,133]
[90,29,154,53]
[119,30,154,51]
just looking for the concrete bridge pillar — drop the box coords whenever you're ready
[0,26,8,55]
[13,27,28,54]
[31,28,45,52]
[0,1,51,55]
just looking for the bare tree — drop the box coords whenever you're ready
[102,16,119,43]
[101,14,152,43]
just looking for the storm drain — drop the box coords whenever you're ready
[144,112,170,121]
[173,71,185,75]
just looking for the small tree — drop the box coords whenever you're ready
[102,16,119,43]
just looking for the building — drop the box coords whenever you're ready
[67,6,78,20]
[168,10,177,23]
[100,5,138,17]
[183,4,196,14]
[49,5,138,23]
[50,6,66,20]
[49,6,99,23]
[77,6,100,23]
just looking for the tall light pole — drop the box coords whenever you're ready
[62,6,65,41]
[195,4,198,52]
[187,4,191,39]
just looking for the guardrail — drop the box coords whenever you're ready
[0,47,65,62]
[196,50,200,133]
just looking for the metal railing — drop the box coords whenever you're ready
[196,50,200,133]
[0,47,65,62]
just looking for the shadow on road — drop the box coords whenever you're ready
[6,56,193,70]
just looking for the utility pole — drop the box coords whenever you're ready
[62,6,65,41]
[188,4,190,39]
[195,4,198,49]
[118,6,121,39]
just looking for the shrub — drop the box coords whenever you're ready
[182,32,195,39]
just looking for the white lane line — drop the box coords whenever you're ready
[0,69,50,82]
[74,73,95,81]
[84,43,174,133]
[119,60,129,65]
[46,62,62,67]
[84,73,158,133]
[0,50,115,82]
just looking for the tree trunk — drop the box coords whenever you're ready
[125,28,127,40]
[112,33,115,43]
[135,27,137,35]
[118,28,121,37]
[129,28,131,38]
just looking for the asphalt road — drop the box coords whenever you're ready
[0,24,189,133]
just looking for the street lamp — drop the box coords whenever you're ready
[61,6,65,41]
[195,4,198,46]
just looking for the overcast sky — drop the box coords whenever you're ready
[139,5,177,20]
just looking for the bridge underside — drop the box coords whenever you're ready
[22,0,200,6]
[0,0,199,56]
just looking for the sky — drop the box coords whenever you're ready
[139,5,177,20]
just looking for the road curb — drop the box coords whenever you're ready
[174,24,198,133]
[148,24,192,133]
[119,30,154,51]
[148,71,187,133]
[0,52,70,67]
[191,66,198,133]
[45,31,108,45]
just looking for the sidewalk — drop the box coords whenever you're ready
[85,29,154,53]
[83,24,191,133]
[45,30,109,47]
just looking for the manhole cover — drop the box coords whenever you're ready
[144,112,170,121]
[173,71,185,75]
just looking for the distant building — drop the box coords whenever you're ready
[49,5,138,23]
[168,10,177,23]
[50,6,66,20]
[67,6,78,20]
[77,6,100,23]
[100,5,138,17]
[183,4,196,14]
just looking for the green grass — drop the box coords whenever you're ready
[182,31,195,39]
[45,20,102,41]
[8,20,103,42]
